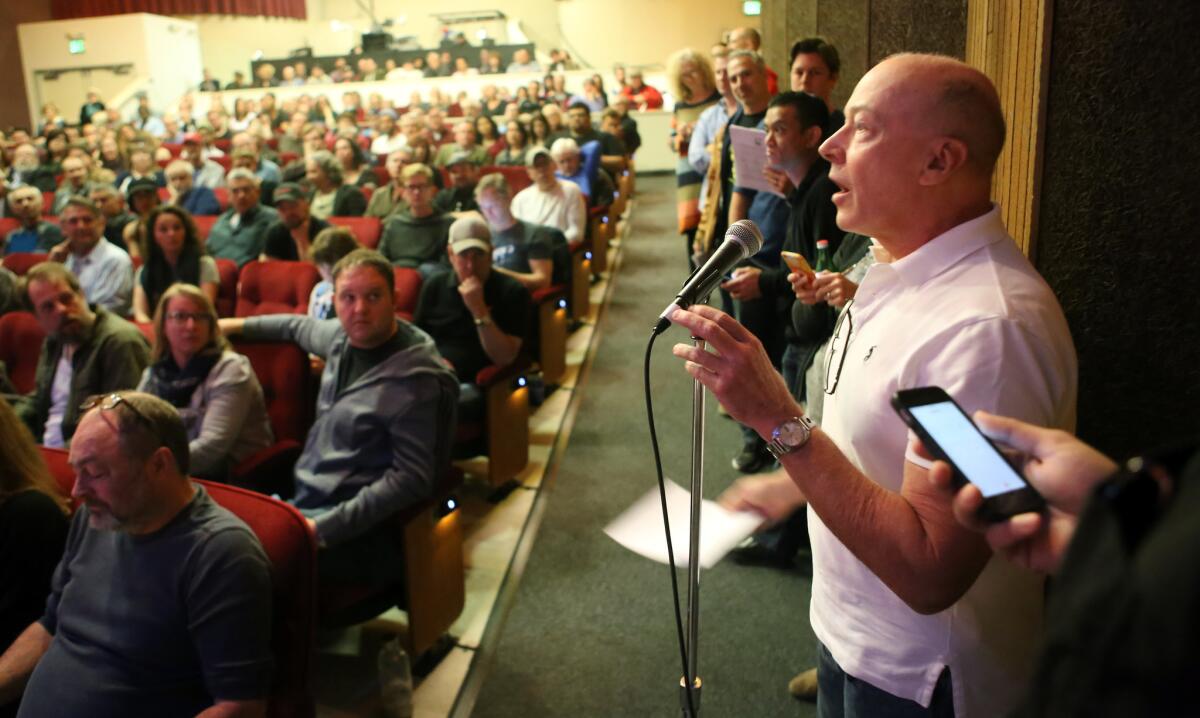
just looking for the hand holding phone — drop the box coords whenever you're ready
[892,387,1045,522]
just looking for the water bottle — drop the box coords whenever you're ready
[378,637,413,718]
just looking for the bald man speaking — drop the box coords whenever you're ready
[671,54,1077,717]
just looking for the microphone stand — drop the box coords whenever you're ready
[679,333,704,717]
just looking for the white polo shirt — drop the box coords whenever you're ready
[811,206,1077,717]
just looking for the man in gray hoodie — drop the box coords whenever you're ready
[221,249,459,585]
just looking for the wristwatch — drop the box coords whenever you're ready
[765,415,817,459]
[473,314,493,327]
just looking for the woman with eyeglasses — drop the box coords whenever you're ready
[136,284,273,480]
[132,206,219,324]
[0,396,69,661]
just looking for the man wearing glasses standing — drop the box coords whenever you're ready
[9,263,148,448]
[0,392,273,717]
[671,54,1077,718]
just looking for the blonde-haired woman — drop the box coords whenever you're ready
[0,396,69,651]
[667,48,719,267]
[137,284,273,480]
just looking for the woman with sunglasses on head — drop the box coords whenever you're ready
[132,206,219,324]
[0,397,69,673]
[137,284,273,481]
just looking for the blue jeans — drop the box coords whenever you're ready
[816,642,955,718]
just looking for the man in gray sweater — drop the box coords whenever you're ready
[221,249,458,585]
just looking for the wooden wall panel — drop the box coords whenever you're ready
[965,0,1052,259]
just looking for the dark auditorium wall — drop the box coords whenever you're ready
[0,1,55,130]
[1034,0,1200,458]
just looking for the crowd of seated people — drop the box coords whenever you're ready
[0,47,641,715]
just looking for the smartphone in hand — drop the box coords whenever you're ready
[892,387,1045,522]
[780,251,814,279]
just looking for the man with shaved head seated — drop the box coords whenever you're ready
[670,54,1077,717]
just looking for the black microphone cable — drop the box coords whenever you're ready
[642,327,697,717]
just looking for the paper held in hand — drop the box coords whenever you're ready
[604,479,763,569]
[728,124,788,198]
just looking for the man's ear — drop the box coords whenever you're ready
[919,137,969,186]
[803,124,824,150]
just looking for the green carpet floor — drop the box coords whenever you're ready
[470,176,819,717]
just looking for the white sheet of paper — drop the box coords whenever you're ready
[728,124,786,198]
[604,479,763,569]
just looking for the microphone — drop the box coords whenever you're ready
[654,219,764,335]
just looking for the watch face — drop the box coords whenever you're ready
[779,421,808,446]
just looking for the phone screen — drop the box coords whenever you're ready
[908,402,1026,497]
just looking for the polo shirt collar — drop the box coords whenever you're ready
[885,204,1007,287]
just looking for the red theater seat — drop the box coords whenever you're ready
[214,258,239,317]
[0,311,45,394]
[41,192,54,215]
[392,267,421,320]
[213,186,230,211]
[199,480,318,718]
[2,252,49,276]
[0,217,19,237]
[235,260,321,317]
[212,155,233,172]
[483,165,532,195]
[194,215,219,241]
[327,216,381,249]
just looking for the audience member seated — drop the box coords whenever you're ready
[620,68,665,110]
[433,153,482,215]
[120,177,163,257]
[264,182,329,262]
[180,133,226,189]
[51,157,97,216]
[1,187,62,256]
[307,227,361,319]
[3,144,56,193]
[230,131,281,184]
[369,109,406,156]
[433,121,490,168]
[0,391,273,716]
[566,102,627,176]
[511,148,587,245]
[204,169,279,268]
[230,148,278,205]
[305,150,365,219]
[333,136,375,191]
[132,206,220,323]
[0,397,69,666]
[506,48,542,74]
[47,197,134,316]
[364,149,410,220]
[115,146,166,196]
[220,249,458,587]
[415,217,528,419]
[87,185,136,255]
[165,159,221,216]
[475,173,556,292]
[551,137,614,207]
[138,284,273,480]
[10,263,149,447]
[378,164,453,277]
[495,121,531,167]
[610,96,642,154]
[277,112,308,157]
[475,115,504,157]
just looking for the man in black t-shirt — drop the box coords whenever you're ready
[264,182,329,261]
[433,152,481,216]
[414,216,529,383]
[475,173,561,291]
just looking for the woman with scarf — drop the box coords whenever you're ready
[137,284,273,480]
[131,206,219,324]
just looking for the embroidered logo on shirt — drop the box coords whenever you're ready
[863,346,876,363]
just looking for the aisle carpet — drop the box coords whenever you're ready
[469,176,819,717]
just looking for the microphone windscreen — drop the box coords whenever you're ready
[726,219,764,258]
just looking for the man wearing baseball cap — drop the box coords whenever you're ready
[263,182,328,261]
[180,132,226,190]
[414,216,530,383]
